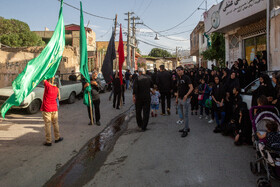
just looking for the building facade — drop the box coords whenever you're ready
[205,0,267,68]
[190,21,209,68]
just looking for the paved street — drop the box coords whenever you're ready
[87,100,259,187]
[1,92,280,187]
[0,91,133,187]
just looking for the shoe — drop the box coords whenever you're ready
[161,113,166,116]
[195,112,198,115]
[151,111,154,117]
[205,116,209,120]
[176,120,183,124]
[55,137,63,143]
[95,121,101,126]
[44,142,52,146]
[116,107,120,109]
[179,128,190,132]
[213,127,221,133]
[208,119,214,124]
[167,108,171,115]
[181,131,188,137]
[199,115,203,119]
[155,113,157,117]
[191,112,193,115]
[123,102,125,105]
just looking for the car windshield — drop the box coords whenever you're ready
[244,78,275,95]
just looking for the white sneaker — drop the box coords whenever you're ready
[205,116,209,120]
[176,120,183,124]
[199,115,203,119]
[208,119,214,124]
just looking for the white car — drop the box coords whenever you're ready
[0,76,82,114]
[241,76,275,109]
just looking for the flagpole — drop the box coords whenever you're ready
[88,91,94,125]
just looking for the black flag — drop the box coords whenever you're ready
[101,32,116,83]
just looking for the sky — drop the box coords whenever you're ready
[0,0,222,55]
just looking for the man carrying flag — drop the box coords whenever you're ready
[79,1,94,126]
[0,0,65,145]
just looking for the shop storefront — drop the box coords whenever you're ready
[204,0,267,66]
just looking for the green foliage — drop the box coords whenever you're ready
[137,62,146,69]
[148,48,172,57]
[201,32,225,67]
[136,48,141,54]
[0,17,45,47]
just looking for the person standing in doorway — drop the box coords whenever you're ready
[41,77,63,146]
[133,68,153,131]
[176,66,194,138]
[156,65,172,115]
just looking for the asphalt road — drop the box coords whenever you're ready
[86,100,266,187]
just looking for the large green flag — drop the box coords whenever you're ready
[0,0,65,118]
[79,1,91,107]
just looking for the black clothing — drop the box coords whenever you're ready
[156,71,172,92]
[113,77,121,108]
[211,84,226,111]
[133,74,153,130]
[177,74,192,99]
[133,74,153,101]
[113,92,121,108]
[69,74,77,81]
[125,72,131,80]
[135,100,151,130]
[191,93,199,111]
[87,99,101,123]
[224,77,240,95]
[160,91,171,114]
[151,72,158,85]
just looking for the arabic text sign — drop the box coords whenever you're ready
[205,0,266,33]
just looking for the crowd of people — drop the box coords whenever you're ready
[131,56,280,144]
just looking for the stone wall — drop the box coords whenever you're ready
[0,46,78,88]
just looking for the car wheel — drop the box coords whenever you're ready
[26,99,41,114]
[68,92,76,104]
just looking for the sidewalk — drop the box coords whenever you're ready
[0,90,133,187]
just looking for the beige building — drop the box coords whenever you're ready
[137,57,177,71]
[34,24,96,71]
[0,46,78,88]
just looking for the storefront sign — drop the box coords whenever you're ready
[205,0,266,33]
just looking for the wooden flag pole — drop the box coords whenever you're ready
[88,91,94,125]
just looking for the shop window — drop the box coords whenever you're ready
[244,34,266,63]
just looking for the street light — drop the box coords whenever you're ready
[154,34,159,40]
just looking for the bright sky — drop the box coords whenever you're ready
[0,0,222,55]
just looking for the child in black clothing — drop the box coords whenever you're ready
[191,87,199,115]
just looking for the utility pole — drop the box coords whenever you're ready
[131,16,140,71]
[114,14,118,71]
[124,12,133,70]
[176,47,178,69]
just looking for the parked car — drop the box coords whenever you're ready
[0,76,82,114]
[241,74,275,109]
[97,73,108,93]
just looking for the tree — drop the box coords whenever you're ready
[201,32,225,67]
[0,17,45,47]
[148,48,172,57]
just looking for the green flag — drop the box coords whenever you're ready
[79,1,92,107]
[0,0,65,118]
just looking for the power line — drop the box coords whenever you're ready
[136,0,205,33]
[57,0,114,21]
[141,24,189,41]
[137,38,175,51]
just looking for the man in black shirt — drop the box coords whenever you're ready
[157,65,172,115]
[176,66,193,137]
[133,68,153,131]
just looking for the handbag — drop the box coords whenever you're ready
[198,84,207,101]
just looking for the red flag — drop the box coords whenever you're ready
[118,24,125,85]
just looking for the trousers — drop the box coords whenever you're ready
[42,111,60,143]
